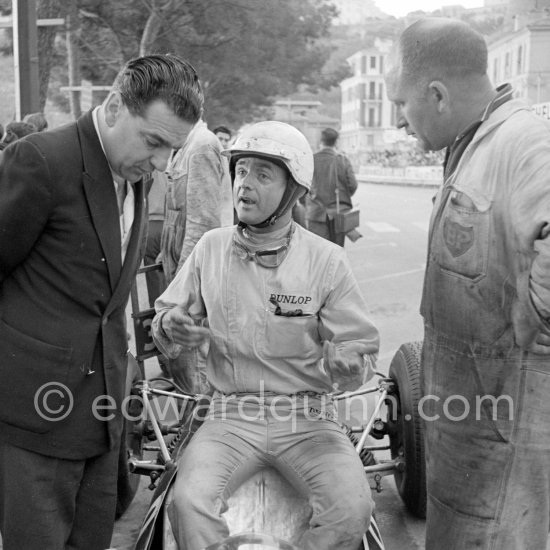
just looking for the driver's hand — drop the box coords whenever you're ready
[322,341,375,392]
[527,330,550,355]
[160,304,210,349]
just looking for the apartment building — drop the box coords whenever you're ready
[339,38,402,156]
[340,6,550,158]
[488,14,550,104]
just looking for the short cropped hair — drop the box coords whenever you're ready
[23,112,48,132]
[398,18,488,87]
[113,54,204,124]
[2,121,36,144]
[213,125,232,137]
[320,127,339,147]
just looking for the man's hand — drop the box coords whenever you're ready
[160,304,209,349]
[527,330,550,355]
[322,341,376,392]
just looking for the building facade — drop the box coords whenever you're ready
[340,4,550,165]
[339,38,402,159]
[268,99,340,150]
[488,15,550,104]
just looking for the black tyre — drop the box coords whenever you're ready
[115,354,144,519]
[386,341,427,519]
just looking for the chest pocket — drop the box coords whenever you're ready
[434,190,491,282]
[261,290,320,361]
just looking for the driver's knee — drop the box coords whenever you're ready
[319,481,373,540]
[331,489,373,534]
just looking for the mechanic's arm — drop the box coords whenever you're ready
[176,146,228,274]
[510,132,550,353]
[0,141,52,283]
[318,250,380,391]
[153,240,209,358]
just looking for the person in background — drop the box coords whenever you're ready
[144,169,171,377]
[160,118,233,393]
[152,121,379,550]
[213,124,237,222]
[0,121,36,150]
[213,124,232,148]
[23,112,48,132]
[386,18,550,550]
[0,53,203,550]
[305,127,358,246]
[145,169,169,306]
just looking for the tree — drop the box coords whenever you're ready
[36,0,63,111]
[145,0,346,126]
[63,0,346,126]
[0,0,63,112]
[1,0,347,125]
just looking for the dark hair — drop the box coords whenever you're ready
[113,54,204,124]
[23,112,48,132]
[213,125,232,137]
[2,121,36,144]
[398,18,487,87]
[320,127,339,147]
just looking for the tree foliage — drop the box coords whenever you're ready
[73,0,346,127]
[5,0,346,127]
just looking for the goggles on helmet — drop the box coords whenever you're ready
[231,224,294,268]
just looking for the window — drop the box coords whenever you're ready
[369,81,376,100]
[504,52,511,79]
[368,107,376,127]
[493,59,498,83]
[379,56,384,74]
[360,84,366,127]
[361,55,367,75]
[517,45,523,74]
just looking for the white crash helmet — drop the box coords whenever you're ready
[223,121,313,192]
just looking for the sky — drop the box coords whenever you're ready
[377,0,485,18]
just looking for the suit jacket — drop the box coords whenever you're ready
[0,110,148,459]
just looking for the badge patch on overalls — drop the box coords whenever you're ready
[443,218,474,257]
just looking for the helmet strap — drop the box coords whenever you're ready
[249,179,304,229]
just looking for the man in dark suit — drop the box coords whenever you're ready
[0,54,204,550]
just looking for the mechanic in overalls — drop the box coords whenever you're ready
[152,121,379,550]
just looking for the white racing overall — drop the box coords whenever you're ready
[153,223,379,550]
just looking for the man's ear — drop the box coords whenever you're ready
[104,91,124,127]
[428,80,450,113]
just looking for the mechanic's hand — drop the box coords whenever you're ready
[322,341,375,392]
[161,304,209,349]
[527,330,550,355]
